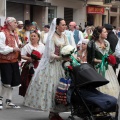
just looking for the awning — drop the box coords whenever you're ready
[6,0,51,7]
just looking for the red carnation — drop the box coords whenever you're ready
[107,55,116,65]
[25,37,28,41]
[31,50,42,60]
[67,66,73,70]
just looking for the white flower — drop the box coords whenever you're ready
[61,45,74,56]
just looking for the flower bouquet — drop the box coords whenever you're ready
[107,54,116,66]
[28,50,42,75]
[60,45,75,58]
[61,45,80,67]
[31,50,42,60]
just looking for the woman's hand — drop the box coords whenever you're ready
[21,55,33,62]
[13,47,20,52]
[94,58,102,63]
[55,56,62,60]
[27,57,34,62]
[76,57,81,62]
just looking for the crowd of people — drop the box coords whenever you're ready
[0,16,120,120]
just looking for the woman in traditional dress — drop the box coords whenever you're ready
[115,37,120,120]
[77,39,89,63]
[83,26,93,40]
[87,26,119,98]
[19,31,45,97]
[24,18,69,120]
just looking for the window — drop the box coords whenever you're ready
[111,7,117,12]
[64,8,73,25]
[104,0,112,3]
[48,6,57,25]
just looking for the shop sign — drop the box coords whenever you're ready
[87,6,104,14]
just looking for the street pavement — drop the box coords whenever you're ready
[0,84,81,120]
[0,66,119,120]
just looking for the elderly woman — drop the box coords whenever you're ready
[19,31,45,97]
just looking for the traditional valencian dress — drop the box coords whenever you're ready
[77,49,87,63]
[24,33,69,112]
[87,39,119,98]
[19,42,45,97]
[115,39,120,120]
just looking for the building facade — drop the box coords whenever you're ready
[86,0,112,27]
[0,0,6,26]
[109,0,120,27]
[89,0,120,27]
[5,0,86,29]
[1,0,120,28]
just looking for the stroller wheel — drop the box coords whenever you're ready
[67,116,75,120]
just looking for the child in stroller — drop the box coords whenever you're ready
[60,45,117,120]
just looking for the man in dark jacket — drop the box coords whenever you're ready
[104,24,118,73]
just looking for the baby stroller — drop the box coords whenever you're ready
[62,59,117,120]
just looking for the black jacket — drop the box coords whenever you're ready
[107,31,118,52]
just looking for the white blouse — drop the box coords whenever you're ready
[21,42,45,56]
[0,32,21,55]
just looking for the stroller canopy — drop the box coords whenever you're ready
[72,63,109,88]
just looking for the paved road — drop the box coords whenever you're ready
[0,66,119,120]
[0,86,81,120]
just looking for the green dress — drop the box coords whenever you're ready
[87,39,119,98]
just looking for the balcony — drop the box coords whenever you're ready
[111,0,120,6]
[87,0,112,7]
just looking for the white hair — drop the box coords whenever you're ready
[4,17,16,25]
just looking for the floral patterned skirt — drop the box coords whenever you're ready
[97,65,119,98]
[24,61,69,112]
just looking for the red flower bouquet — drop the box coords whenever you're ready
[67,66,73,70]
[31,50,42,60]
[107,55,116,66]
